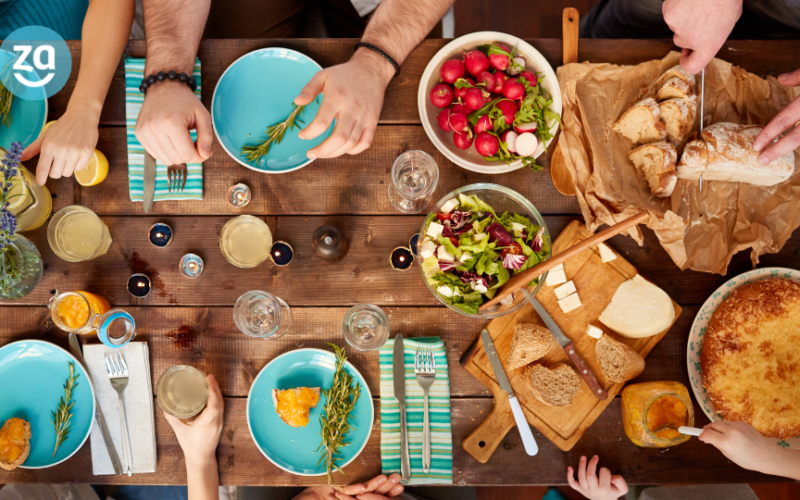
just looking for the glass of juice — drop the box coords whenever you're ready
[47,205,112,262]
[157,365,209,419]
[219,215,272,268]
[1,146,53,232]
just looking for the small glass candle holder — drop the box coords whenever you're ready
[312,225,348,261]
[390,246,414,271]
[234,290,292,339]
[388,150,439,214]
[269,241,294,266]
[127,273,151,298]
[227,183,252,208]
[342,304,390,351]
[149,223,173,247]
[179,253,204,278]
[409,233,420,257]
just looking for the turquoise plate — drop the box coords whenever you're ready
[0,340,95,468]
[0,49,47,149]
[212,48,333,173]
[247,348,373,475]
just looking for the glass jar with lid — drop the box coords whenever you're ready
[621,381,695,448]
[48,291,136,348]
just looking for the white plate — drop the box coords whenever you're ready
[687,267,800,448]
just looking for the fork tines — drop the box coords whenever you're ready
[167,165,187,192]
[105,350,129,376]
[415,347,436,374]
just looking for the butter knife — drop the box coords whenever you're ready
[393,334,411,482]
[68,333,124,475]
[143,151,156,213]
[530,298,608,401]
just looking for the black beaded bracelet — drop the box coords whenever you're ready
[139,70,197,94]
[355,41,400,77]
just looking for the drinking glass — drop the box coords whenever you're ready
[388,150,439,214]
[234,290,292,339]
[47,205,111,262]
[220,215,273,268]
[342,304,390,351]
[3,158,52,232]
[156,365,209,419]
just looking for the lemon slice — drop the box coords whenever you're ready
[3,172,28,212]
[75,149,109,187]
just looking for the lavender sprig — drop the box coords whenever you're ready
[0,141,24,251]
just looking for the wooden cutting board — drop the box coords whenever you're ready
[460,220,682,459]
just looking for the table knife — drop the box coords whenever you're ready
[143,151,156,213]
[480,329,538,456]
[393,334,411,482]
[530,298,608,401]
[68,333,124,475]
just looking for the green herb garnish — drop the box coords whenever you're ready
[51,361,80,457]
[241,98,317,165]
[0,80,12,128]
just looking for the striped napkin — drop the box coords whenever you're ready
[379,337,453,485]
[124,56,204,201]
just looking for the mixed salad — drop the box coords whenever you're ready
[420,194,550,315]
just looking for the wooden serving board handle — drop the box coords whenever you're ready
[462,392,517,464]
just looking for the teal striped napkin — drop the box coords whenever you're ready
[379,337,453,485]
[124,56,203,201]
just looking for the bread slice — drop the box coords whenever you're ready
[272,387,321,428]
[0,418,31,471]
[595,334,645,383]
[628,142,678,197]
[655,65,697,92]
[529,363,581,407]
[656,77,692,102]
[612,98,667,145]
[677,122,795,186]
[507,323,555,371]
[599,274,675,338]
[658,98,690,146]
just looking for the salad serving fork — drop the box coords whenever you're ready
[105,351,133,476]
[415,347,436,474]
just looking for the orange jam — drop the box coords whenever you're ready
[275,388,320,428]
[646,395,688,440]
[55,292,110,333]
[0,418,28,465]
[621,381,694,448]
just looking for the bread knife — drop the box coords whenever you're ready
[68,332,124,475]
[392,334,411,482]
[530,298,608,401]
[480,329,538,456]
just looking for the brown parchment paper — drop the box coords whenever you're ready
[556,51,800,275]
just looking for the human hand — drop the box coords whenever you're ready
[299,474,404,500]
[293,48,394,159]
[21,111,99,186]
[164,373,224,467]
[567,455,628,500]
[134,82,213,166]
[662,0,743,74]
[698,421,775,473]
[752,69,800,164]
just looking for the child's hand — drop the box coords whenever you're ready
[698,421,774,473]
[567,455,628,500]
[164,373,224,467]
[297,474,404,500]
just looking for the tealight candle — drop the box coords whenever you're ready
[127,273,152,298]
[149,223,173,247]
[390,246,414,271]
[409,233,420,257]
[227,183,252,208]
[269,241,294,266]
[179,253,204,279]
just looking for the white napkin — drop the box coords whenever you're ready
[83,342,156,475]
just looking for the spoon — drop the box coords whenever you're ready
[651,422,703,436]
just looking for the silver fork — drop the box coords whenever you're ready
[167,164,187,192]
[105,351,133,476]
[415,347,436,474]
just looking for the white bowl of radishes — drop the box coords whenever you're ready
[418,32,562,174]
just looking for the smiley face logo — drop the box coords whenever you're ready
[0,26,72,100]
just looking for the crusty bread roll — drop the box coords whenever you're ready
[628,142,678,198]
[595,335,645,383]
[677,123,795,186]
[658,98,690,146]
[656,77,692,102]
[612,98,667,145]
[655,65,697,92]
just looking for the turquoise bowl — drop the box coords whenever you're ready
[0,49,47,149]
[212,48,334,173]
[247,348,373,475]
[0,340,95,468]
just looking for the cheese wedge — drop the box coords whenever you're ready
[545,268,567,287]
[599,274,674,338]
[554,281,576,300]
[598,243,616,263]
[558,292,582,313]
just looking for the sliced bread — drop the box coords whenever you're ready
[656,77,692,102]
[628,142,678,198]
[595,334,645,383]
[612,97,667,145]
[272,387,321,428]
[529,363,581,407]
[658,98,690,145]
[0,418,31,471]
[655,65,697,92]
[507,323,555,371]
[599,274,675,338]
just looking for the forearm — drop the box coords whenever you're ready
[759,446,800,480]
[186,456,219,500]
[142,0,210,75]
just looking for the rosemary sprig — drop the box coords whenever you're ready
[241,99,316,164]
[51,361,80,457]
[316,343,361,484]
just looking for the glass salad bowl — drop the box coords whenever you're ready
[417,183,551,319]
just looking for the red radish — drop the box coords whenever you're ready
[451,103,471,115]
[463,50,490,76]
[519,70,537,86]
[506,57,526,75]
[448,112,470,135]
[514,121,537,134]
[496,100,519,125]
[453,132,474,150]
[501,130,518,153]
[437,108,451,132]
[515,132,539,157]
[454,78,475,101]
[503,78,525,100]
[491,72,506,93]
[476,71,495,91]
[440,59,465,84]
[430,83,453,108]
[489,44,511,71]
[464,88,486,110]
[475,115,492,134]
[475,132,500,157]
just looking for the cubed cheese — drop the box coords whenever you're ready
[437,245,455,262]
[558,292,582,313]
[420,240,437,259]
[459,251,473,263]
[554,281,576,300]
[551,262,564,271]
[440,198,459,214]
[437,285,454,297]
[545,268,567,287]
[473,232,487,241]
[474,283,488,294]
[426,222,444,239]
[586,324,604,340]
[511,222,526,234]
[598,242,617,263]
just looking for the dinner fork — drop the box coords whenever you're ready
[415,347,436,474]
[167,164,187,192]
[105,351,133,476]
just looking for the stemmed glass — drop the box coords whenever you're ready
[342,304,390,351]
[234,290,292,339]
[388,150,439,214]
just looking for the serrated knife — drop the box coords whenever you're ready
[143,151,156,213]
[393,334,411,482]
[480,329,538,456]
[530,298,608,401]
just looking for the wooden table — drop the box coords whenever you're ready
[1,38,799,487]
